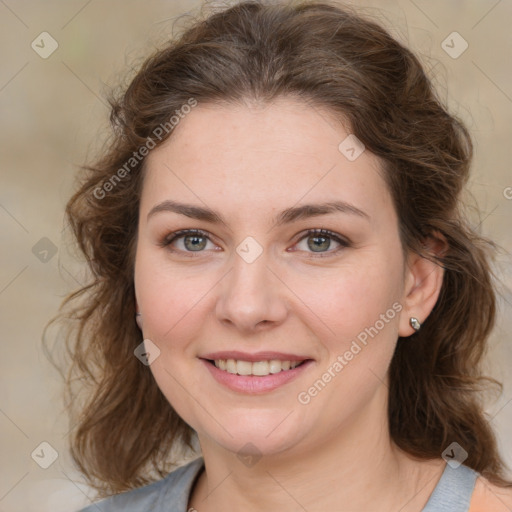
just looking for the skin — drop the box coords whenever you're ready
[133,96,452,511]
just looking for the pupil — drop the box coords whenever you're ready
[185,235,206,251]
[309,235,329,252]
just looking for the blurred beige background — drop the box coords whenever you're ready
[0,0,511,510]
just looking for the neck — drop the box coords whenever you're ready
[189,383,445,512]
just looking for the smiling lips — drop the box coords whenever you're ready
[213,358,304,376]
[200,351,313,393]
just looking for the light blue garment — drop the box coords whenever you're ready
[422,463,479,512]
[78,457,478,511]
[78,458,204,512]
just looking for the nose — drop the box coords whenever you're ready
[215,251,288,333]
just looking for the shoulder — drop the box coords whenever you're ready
[469,475,512,512]
[78,457,204,512]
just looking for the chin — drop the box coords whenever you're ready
[196,411,309,457]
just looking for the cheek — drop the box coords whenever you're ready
[134,254,209,423]
[292,256,402,346]
[135,248,209,341]
[294,256,403,414]
[294,266,401,431]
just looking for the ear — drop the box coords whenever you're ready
[398,233,447,337]
[135,297,143,330]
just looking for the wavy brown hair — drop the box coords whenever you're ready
[46,0,512,496]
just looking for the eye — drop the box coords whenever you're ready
[293,228,350,257]
[160,229,217,256]
[159,228,350,258]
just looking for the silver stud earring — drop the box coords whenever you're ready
[409,317,421,332]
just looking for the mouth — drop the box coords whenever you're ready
[199,353,314,394]
[205,358,309,376]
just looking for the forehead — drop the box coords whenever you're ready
[140,97,394,229]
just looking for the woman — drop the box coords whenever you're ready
[56,1,512,510]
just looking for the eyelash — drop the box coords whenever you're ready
[159,228,350,258]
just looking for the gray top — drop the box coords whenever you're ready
[79,457,478,511]
[422,462,479,512]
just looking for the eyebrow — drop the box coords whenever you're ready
[146,199,370,226]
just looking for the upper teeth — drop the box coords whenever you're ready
[214,359,303,376]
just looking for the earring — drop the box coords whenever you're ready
[409,317,421,332]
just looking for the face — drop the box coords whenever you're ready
[134,97,407,458]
